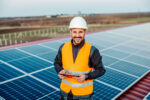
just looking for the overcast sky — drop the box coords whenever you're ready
[0,0,150,17]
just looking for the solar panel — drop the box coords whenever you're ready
[32,68,61,88]
[0,49,30,62]
[0,23,150,99]
[112,45,140,54]
[18,45,53,55]
[0,76,58,100]
[124,55,150,67]
[37,51,57,62]
[144,93,150,100]
[8,56,52,73]
[41,40,62,49]
[102,55,118,66]
[37,91,60,100]
[93,81,120,100]
[110,61,149,77]
[136,50,150,58]
[0,63,23,82]
[102,49,130,59]
[97,67,137,90]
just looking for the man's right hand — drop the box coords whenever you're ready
[58,70,67,79]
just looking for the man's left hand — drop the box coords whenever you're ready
[74,74,86,83]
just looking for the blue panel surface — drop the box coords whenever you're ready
[136,50,150,59]
[101,49,130,59]
[0,76,57,100]
[113,45,140,54]
[8,56,52,73]
[102,55,118,66]
[97,68,137,89]
[38,91,60,100]
[41,41,62,49]
[110,61,149,77]
[124,55,150,67]
[19,45,53,55]
[93,81,121,100]
[0,49,30,62]
[37,51,57,62]
[145,93,150,100]
[33,68,61,88]
[0,63,23,82]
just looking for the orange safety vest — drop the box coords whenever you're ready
[61,41,93,96]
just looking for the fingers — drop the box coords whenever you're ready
[74,74,86,83]
[58,70,67,79]
[74,77,82,83]
[59,70,66,74]
[58,70,86,81]
[58,74,67,79]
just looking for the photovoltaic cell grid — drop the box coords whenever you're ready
[144,92,150,100]
[0,23,150,100]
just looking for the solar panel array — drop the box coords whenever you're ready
[0,23,150,100]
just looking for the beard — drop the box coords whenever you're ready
[73,37,82,45]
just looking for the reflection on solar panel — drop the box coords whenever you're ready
[0,23,150,99]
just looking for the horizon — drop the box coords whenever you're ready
[1,11,150,18]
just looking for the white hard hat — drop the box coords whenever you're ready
[69,16,88,29]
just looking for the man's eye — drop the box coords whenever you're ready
[79,31,83,33]
[73,31,77,33]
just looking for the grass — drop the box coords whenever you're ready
[120,17,150,24]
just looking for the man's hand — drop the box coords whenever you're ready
[74,74,86,83]
[58,70,67,79]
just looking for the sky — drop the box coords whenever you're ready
[0,0,150,17]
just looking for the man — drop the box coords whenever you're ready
[54,16,106,100]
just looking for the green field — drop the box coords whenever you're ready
[120,17,150,23]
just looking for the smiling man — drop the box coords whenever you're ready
[54,16,106,100]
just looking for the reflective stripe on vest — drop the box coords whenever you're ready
[62,79,93,87]
[64,69,91,75]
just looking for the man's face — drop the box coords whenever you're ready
[70,28,86,45]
